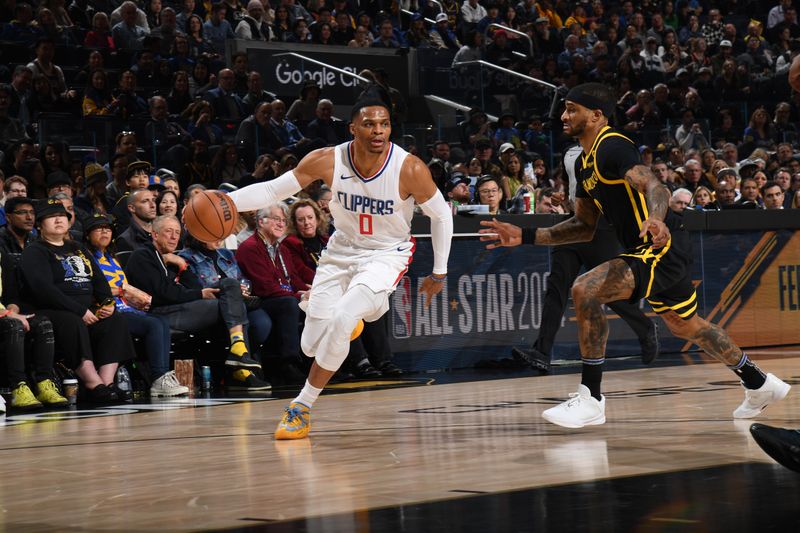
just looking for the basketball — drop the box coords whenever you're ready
[183,190,239,243]
[350,319,364,341]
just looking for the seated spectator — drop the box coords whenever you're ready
[85,213,188,397]
[711,174,738,209]
[124,215,265,387]
[150,7,183,56]
[84,12,116,51]
[690,185,714,209]
[372,19,400,48]
[182,138,215,189]
[19,158,47,199]
[2,141,36,181]
[742,108,776,152]
[156,189,180,218]
[27,37,76,103]
[305,99,344,146]
[75,162,112,215]
[430,13,460,50]
[7,66,33,128]
[45,171,73,200]
[235,102,284,166]
[0,3,44,45]
[37,7,76,46]
[112,1,147,50]
[669,188,692,213]
[285,18,311,43]
[736,177,762,207]
[168,35,196,74]
[0,197,36,266]
[114,70,148,119]
[187,99,224,146]
[270,99,323,158]
[674,108,709,151]
[241,71,274,116]
[445,172,471,208]
[504,155,535,213]
[204,68,245,120]
[534,187,565,214]
[186,14,216,59]
[404,14,431,48]
[475,175,506,214]
[111,160,151,233]
[452,30,484,67]
[312,22,334,45]
[287,82,321,127]
[235,203,310,385]
[203,2,235,55]
[1,253,67,410]
[21,199,136,403]
[0,85,26,149]
[82,69,118,117]
[144,95,191,169]
[330,11,354,45]
[762,181,785,210]
[115,188,157,266]
[177,234,272,387]
[3,177,29,201]
[211,143,247,185]
[348,24,371,48]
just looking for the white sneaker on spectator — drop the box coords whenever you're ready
[150,371,190,397]
[0,393,5,413]
[733,373,790,419]
[542,384,606,428]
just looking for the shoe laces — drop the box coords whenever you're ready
[284,405,307,424]
[564,392,585,409]
[166,371,181,387]
[40,380,57,393]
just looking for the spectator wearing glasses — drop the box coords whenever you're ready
[124,215,263,378]
[235,203,311,385]
[84,213,189,397]
[204,68,245,120]
[475,175,506,215]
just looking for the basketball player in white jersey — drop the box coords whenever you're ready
[228,85,454,439]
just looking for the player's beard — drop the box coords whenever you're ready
[565,115,588,137]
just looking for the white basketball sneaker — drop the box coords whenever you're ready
[542,384,606,428]
[733,373,791,419]
[0,393,6,413]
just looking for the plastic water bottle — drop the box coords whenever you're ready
[202,366,212,390]
[116,367,132,393]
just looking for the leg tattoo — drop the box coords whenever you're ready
[689,322,742,366]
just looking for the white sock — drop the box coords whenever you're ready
[294,380,323,408]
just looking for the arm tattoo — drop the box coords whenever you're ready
[536,198,598,245]
[627,165,670,221]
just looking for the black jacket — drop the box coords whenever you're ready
[124,243,203,308]
[115,221,153,268]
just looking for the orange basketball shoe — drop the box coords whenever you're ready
[275,402,311,440]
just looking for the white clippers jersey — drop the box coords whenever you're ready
[329,141,415,248]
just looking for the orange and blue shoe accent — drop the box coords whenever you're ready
[275,402,311,440]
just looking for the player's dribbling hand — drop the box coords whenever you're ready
[640,218,670,249]
[479,218,522,249]
[419,275,445,308]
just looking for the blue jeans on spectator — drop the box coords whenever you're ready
[122,311,172,380]
[247,308,272,358]
[259,296,301,362]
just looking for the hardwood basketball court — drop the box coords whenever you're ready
[2,350,800,531]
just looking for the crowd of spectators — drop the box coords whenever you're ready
[2,0,800,411]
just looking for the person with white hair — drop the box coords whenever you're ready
[235,0,275,41]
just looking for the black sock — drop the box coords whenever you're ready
[581,358,604,400]
[729,353,766,389]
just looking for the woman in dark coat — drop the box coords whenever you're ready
[20,200,136,403]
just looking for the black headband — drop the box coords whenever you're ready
[565,86,615,118]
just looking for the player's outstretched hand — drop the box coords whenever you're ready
[640,217,670,249]
[479,218,522,249]
[419,275,445,308]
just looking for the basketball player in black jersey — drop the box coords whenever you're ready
[480,83,790,428]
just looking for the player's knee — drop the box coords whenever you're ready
[571,280,594,305]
